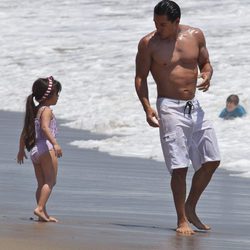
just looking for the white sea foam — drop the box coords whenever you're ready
[1,0,250,178]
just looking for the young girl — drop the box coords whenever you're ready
[17,76,62,222]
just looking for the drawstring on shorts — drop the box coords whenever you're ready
[184,101,194,115]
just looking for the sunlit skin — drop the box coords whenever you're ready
[135,13,219,235]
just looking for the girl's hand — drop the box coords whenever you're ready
[53,144,63,158]
[17,150,27,164]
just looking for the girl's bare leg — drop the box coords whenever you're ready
[33,162,49,222]
[46,150,58,222]
[33,150,58,222]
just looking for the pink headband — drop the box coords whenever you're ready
[38,76,53,102]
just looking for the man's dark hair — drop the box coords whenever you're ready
[154,0,181,22]
[226,94,239,105]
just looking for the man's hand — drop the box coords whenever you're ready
[146,107,160,127]
[197,73,211,92]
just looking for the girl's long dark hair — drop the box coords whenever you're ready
[23,94,37,151]
[23,77,62,151]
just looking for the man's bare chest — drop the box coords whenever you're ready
[151,39,199,66]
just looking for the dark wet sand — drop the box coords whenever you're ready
[1,110,250,250]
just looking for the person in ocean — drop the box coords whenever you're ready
[17,76,62,222]
[219,94,246,119]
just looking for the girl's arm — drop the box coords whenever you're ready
[40,107,62,157]
[17,129,27,164]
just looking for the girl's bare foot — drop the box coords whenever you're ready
[176,221,195,235]
[34,208,49,222]
[185,204,211,230]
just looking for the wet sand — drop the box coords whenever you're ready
[1,110,250,250]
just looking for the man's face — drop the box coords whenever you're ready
[153,14,179,39]
[226,102,237,112]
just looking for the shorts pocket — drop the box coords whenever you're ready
[163,132,176,142]
[161,132,178,166]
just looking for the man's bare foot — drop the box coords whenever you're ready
[44,209,58,223]
[34,208,49,222]
[185,204,211,230]
[48,216,58,222]
[176,221,194,235]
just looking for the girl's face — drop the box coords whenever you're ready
[48,91,59,105]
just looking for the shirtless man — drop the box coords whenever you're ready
[135,0,220,235]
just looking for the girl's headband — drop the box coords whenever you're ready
[38,76,53,102]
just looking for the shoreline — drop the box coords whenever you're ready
[1,110,250,250]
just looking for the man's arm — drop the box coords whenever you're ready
[195,28,213,92]
[135,37,159,127]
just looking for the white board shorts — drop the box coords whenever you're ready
[157,97,220,174]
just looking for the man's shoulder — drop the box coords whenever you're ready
[180,24,205,46]
[140,31,157,43]
[180,24,203,36]
[138,31,157,50]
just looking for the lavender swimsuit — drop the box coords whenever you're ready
[30,107,57,164]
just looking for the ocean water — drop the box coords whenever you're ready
[1,0,250,178]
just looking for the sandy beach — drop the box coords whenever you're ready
[0,110,250,250]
